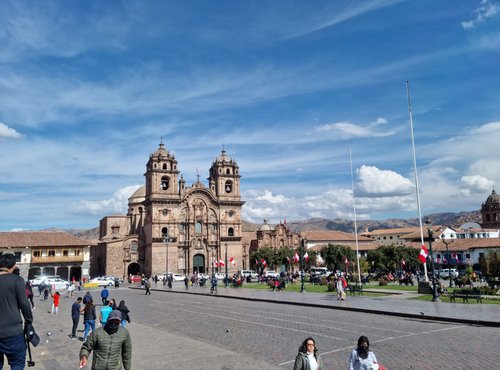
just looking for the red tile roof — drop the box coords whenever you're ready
[0,231,94,248]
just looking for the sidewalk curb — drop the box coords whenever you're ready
[129,287,500,328]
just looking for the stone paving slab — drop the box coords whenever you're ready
[141,282,500,327]
[23,289,284,370]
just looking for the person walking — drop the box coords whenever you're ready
[26,281,35,310]
[99,300,113,326]
[82,291,93,305]
[167,274,173,290]
[51,291,61,314]
[79,310,132,370]
[116,300,130,328]
[348,336,381,370]
[82,298,97,341]
[100,286,109,305]
[293,337,323,370]
[71,297,83,340]
[145,279,152,295]
[0,253,34,370]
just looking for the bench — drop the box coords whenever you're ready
[449,289,483,304]
[348,284,363,296]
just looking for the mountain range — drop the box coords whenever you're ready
[58,210,482,240]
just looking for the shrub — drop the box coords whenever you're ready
[379,279,388,286]
[327,281,336,292]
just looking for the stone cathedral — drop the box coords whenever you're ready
[95,142,246,279]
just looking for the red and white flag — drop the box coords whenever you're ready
[452,252,458,261]
[293,252,300,263]
[303,252,309,262]
[419,245,428,264]
[402,259,406,268]
[229,257,236,266]
[344,257,349,265]
[218,259,225,267]
[286,256,290,263]
[283,218,287,225]
[261,258,267,267]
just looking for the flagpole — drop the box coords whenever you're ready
[349,149,362,285]
[406,81,429,282]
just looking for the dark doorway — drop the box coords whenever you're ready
[69,266,82,281]
[127,262,140,276]
[43,267,55,276]
[57,266,69,281]
[193,254,205,274]
[28,267,41,280]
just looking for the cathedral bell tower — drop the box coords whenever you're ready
[208,148,241,200]
[145,142,180,199]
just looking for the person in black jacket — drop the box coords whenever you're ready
[116,300,130,328]
[0,253,33,369]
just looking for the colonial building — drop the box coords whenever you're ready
[245,219,301,255]
[0,231,93,280]
[97,143,245,279]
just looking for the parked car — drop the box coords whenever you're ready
[30,275,60,286]
[162,273,186,281]
[239,270,258,279]
[215,272,226,280]
[128,274,142,283]
[439,268,459,279]
[264,271,279,278]
[44,278,70,290]
[89,276,116,287]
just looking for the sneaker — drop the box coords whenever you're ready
[71,336,77,340]
[32,307,36,310]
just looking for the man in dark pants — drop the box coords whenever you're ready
[100,286,109,305]
[71,297,82,340]
[0,253,33,370]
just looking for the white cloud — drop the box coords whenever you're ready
[460,175,495,196]
[356,165,414,197]
[72,185,142,216]
[315,117,395,140]
[462,0,500,29]
[255,190,289,204]
[0,122,22,139]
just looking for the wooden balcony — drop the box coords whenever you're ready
[31,255,84,263]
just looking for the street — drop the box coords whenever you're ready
[28,286,498,369]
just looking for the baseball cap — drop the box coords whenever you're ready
[108,310,122,322]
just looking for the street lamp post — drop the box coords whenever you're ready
[163,236,170,275]
[224,243,228,287]
[442,239,454,288]
[300,238,305,293]
[425,219,440,302]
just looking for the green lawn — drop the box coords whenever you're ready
[242,282,388,297]
[363,283,418,291]
[410,294,500,304]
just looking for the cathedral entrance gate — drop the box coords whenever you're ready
[193,254,205,274]
[127,262,141,276]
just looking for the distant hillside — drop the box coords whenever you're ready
[63,210,481,240]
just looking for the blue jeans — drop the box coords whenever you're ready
[84,320,95,340]
[0,333,27,370]
[121,319,127,328]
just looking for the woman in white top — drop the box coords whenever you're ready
[293,337,323,370]
[348,336,379,370]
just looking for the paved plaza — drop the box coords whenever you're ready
[22,283,499,370]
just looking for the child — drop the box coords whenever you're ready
[51,291,60,314]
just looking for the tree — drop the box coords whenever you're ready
[320,244,355,272]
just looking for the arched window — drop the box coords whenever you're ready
[195,221,202,233]
[162,163,167,170]
[161,176,169,190]
[228,227,234,237]
[225,180,232,193]
[486,214,491,222]
[226,168,231,174]
[161,227,169,238]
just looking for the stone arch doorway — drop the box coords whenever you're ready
[28,267,41,280]
[70,266,82,281]
[57,266,69,281]
[43,267,55,276]
[127,262,140,276]
[193,254,205,274]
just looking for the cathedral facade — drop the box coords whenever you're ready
[95,143,245,279]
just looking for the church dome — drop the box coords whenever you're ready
[258,219,274,231]
[484,190,500,206]
[129,185,145,203]
[151,143,171,159]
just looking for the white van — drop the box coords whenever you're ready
[240,270,258,279]
[310,267,329,276]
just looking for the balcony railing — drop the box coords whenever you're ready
[31,255,84,263]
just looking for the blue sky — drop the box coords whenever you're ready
[0,0,499,231]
